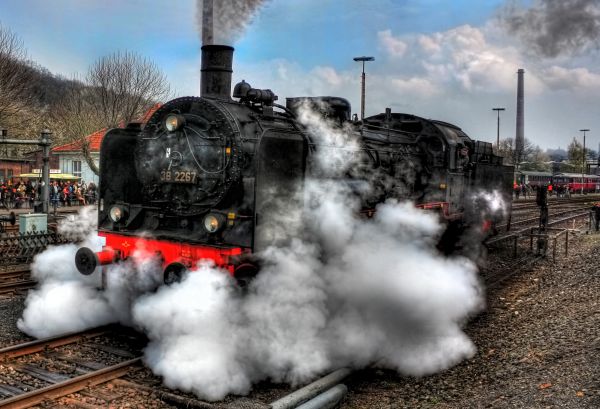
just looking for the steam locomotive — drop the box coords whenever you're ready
[75,45,514,283]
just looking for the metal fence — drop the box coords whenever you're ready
[0,231,70,265]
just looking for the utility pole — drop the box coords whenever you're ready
[40,130,52,213]
[580,129,590,195]
[492,107,505,150]
[353,56,374,121]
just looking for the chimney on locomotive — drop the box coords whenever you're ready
[200,44,234,100]
[200,0,233,100]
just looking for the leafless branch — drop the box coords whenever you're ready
[0,23,37,124]
[87,51,170,127]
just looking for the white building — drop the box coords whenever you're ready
[51,129,105,185]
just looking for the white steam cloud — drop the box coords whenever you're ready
[18,207,163,337]
[19,107,487,402]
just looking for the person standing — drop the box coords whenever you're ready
[592,202,600,232]
[51,181,60,214]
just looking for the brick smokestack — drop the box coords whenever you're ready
[515,68,525,164]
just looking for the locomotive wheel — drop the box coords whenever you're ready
[163,263,187,285]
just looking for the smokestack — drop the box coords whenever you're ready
[200,0,233,100]
[200,45,234,99]
[515,68,525,165]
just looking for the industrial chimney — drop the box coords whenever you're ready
[515,68,525,165]
[200,0,233,100]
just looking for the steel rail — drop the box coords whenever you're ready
[0,280,36,295]
[0,327,109,361]
[0,271,30,281]
[487,211,589,247]
[0,357,141,409]
[511,194,600,209]
[0,265,30,274]
[498,206,591,230]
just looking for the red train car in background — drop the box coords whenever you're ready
[554,173,600,193]
[516,171,600,194]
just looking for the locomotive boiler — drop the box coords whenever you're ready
[75,45,513,283]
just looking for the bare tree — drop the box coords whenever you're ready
[0,23,37,125]
[497,137,539,168]
[87,51,170,127]
[50,77,106,173]
[567,137,585,163]
[52,51,171,174]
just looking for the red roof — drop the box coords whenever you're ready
[134,103,161,124]
[52,128,106,152]
[52,103,162,153]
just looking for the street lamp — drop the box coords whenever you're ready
[492,107,505,150]
[580,128,590,194]
[353,56,375,121]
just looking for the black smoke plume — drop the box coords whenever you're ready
[196,0,269,45]
[500,0,600,58]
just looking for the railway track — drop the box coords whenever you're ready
[0,326,144,409]
[510,193,600,209]
[499,205,592,231]
[0,324,350,409]
[483,196,594,289]
[0,266,35,296]
[489,193,595,248]
[0,280,36,296]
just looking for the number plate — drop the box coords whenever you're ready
[160,170,197,184]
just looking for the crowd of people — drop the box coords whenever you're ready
[49,180,97,210]
[514,183,572,199]
[0,179,97,210]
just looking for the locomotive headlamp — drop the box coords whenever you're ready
[165,114,186,132]
[203,213,225,233]
[109,205,127,223]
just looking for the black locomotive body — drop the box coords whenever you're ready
[75,45,513,280]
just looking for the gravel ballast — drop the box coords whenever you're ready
[0,294,32,348]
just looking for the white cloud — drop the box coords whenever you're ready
[541,65,600,90]
[378,29,408,58]
[391,77,438,97]
[418,34,441,55]
[313,66,345,87]
[415,25,532,93]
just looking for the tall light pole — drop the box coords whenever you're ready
[492,107,505,150]
[353,56,375,121]
[580,128,590,194]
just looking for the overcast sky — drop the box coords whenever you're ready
[2,0,600,150]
